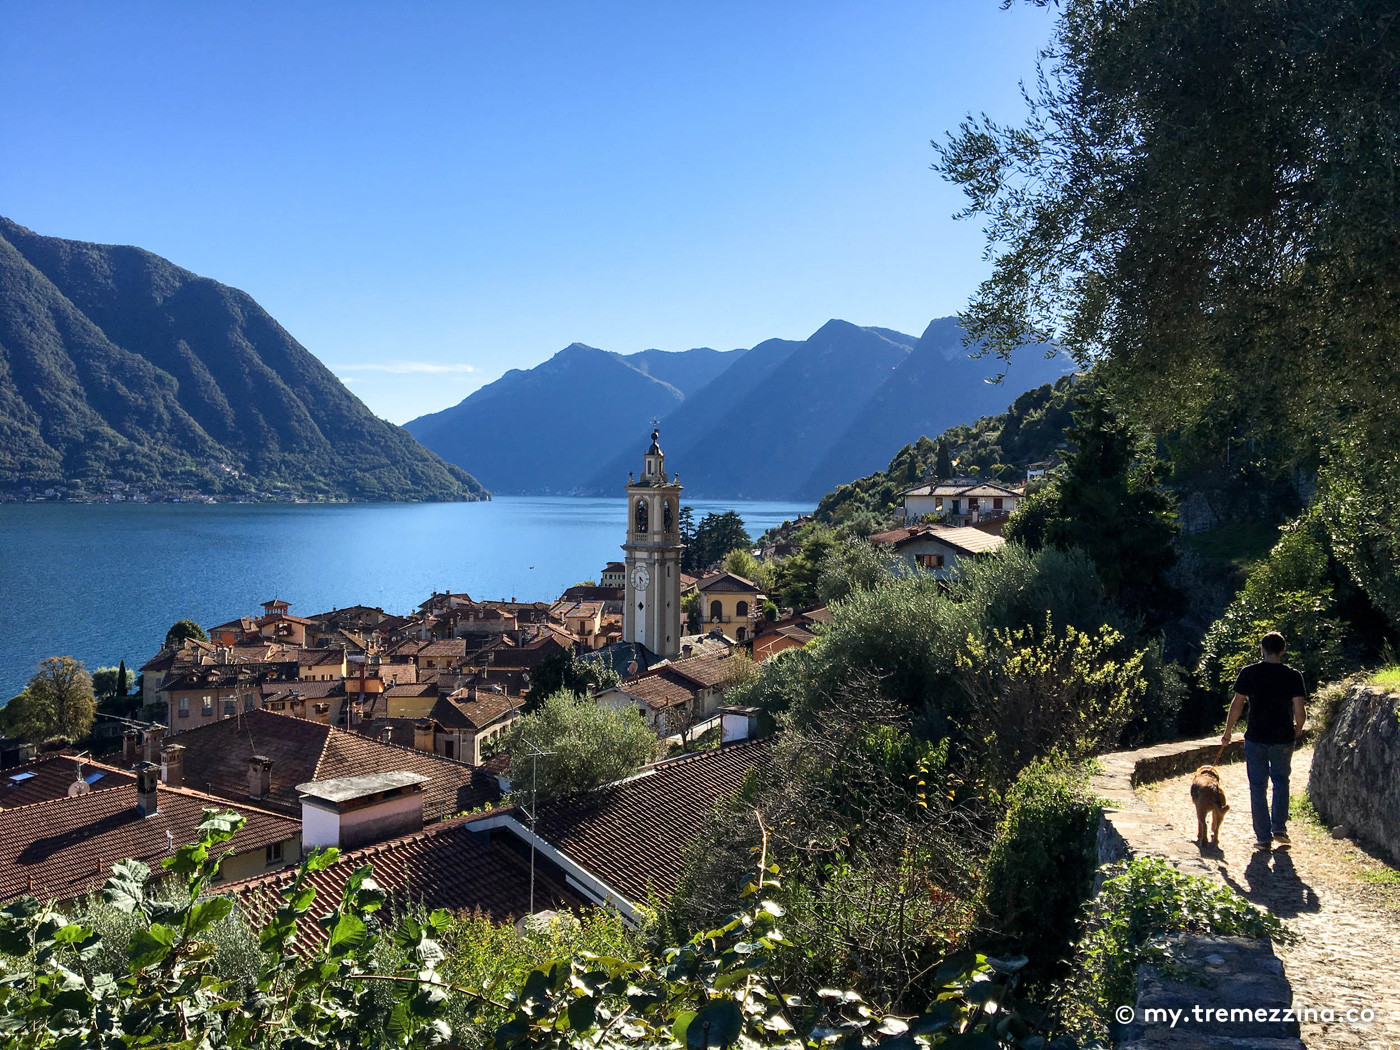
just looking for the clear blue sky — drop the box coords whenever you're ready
[1,2,1054,424]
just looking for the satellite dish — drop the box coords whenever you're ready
[67,780,91,797]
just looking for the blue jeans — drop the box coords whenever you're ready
[1244,740,1293,843]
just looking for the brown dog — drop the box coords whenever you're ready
[1190,765,1229,845]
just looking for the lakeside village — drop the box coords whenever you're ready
[0,430,1024,923]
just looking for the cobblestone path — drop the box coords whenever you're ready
[1141,747,1400,1050]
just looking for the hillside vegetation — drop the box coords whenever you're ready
[0,217,486,501]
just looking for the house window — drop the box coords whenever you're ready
[735,600,749,618]
[223,698,236,717]
[916,554,946,570]
[201,697,213,716]
[178,697,189,718]
[266,841,283,866]
[244,694,256,711]
[709,600,723,621]
[969,497,980,510]
[993,497,1004,510]
[736,626,747,642]
[635,499,649,533]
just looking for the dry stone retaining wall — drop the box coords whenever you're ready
[1308,684,1400,866]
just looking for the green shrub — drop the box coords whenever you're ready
[979,756,1100,986]
[1059,857,1293,1038]
[1198,521,1350,698]
[957,619,1143,796]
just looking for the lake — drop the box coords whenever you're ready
[0,496,810,699]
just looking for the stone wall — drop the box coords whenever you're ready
[1309,684,1400,866]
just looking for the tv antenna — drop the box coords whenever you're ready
[516,737,557,916]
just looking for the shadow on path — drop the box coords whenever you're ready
[1220,846,1321,918]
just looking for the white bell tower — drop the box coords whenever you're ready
[622,427,684,659]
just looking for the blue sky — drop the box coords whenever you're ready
[1,2,1054,424]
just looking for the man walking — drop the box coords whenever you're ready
[1222,631,1307,851]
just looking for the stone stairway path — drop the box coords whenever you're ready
[1140,748,1400,1050]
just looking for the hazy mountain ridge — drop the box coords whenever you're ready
[409,317,1070,500]
[0,217,485,501]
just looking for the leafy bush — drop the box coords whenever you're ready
[1198,521,1350,698]
[979,757,1100,986]
[957,618,1144,796]
[0,809,1042,1049]
[1059,857,1293,1038]
[502,690,656,799]
[0,811,460,1048]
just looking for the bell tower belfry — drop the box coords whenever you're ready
[623,427,684,659]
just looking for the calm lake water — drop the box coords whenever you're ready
[0,496,810,699]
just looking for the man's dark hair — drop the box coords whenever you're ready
[1261,631,1286,655]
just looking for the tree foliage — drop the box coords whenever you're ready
[523,651,622,712]
[935,0,1400,454]
[7,656,96,743]
[1197,521,1350,698]
[164,619,207,647]
[681,510,751,575]
[503,691,656,799]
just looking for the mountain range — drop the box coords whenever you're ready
[0,217,485,501]
[408,318,1071,499]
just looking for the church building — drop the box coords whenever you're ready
[622,428,684,659]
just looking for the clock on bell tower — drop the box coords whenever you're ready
[622,427,684,659]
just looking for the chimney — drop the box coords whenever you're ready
[682,643,694,659]
[379,725,393,745]
[413,720,435,753]
[135,762,160,817]
[313,702,330,724]
[122,728,140,763]
[160,744,185,789]
[142,726,165,764]
[248,755,272,799]
[290,694,305,719]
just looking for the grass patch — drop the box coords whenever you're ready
[1369,665,1400,692]
[1290,791,1327,836]
[1358,866,1400,887]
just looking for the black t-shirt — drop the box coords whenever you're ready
[1233,661,1306,745]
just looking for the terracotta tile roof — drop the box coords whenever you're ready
[2,756,136,809]
[916,525,1006,555]
[665,651,744,690]
[695,572,762,594]
[534,741,771,903]
[119,711,497,822]
[617,672,699,711]
[260,680,346,703]
[0,781,298,904]
[871,524,1005,556]
[418,639,467,660]
[229,811,584,949]
[431,693,522,731]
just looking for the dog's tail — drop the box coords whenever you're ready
[1190,782,1200,801]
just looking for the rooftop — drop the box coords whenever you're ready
[0,779,297,903]
[229,810,583,950]
[535,740,770,904]
[103,710,497,822]
[296,771,429,805]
